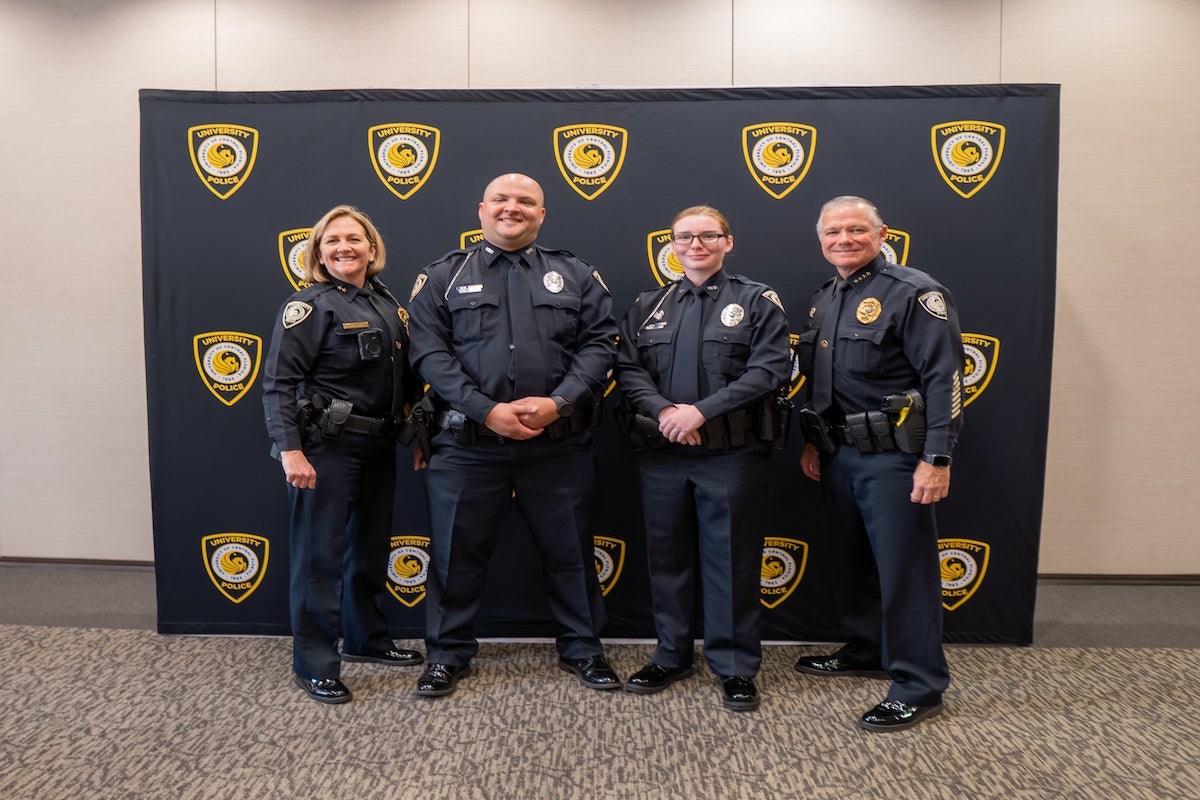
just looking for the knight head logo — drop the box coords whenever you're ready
[188,124,259,200]
[939,538,991,610]
[369,124,440,200]
[760,537,808,609]
[554,124,628,200]
[742,123,817,200]
[931,120,1006,198]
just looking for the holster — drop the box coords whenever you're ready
[319,398,353,439]
[882,389,927,454]
[798,408,837,455]
[614,398,666,450]
[398,392,436,453]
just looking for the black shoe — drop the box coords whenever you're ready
[625,662,695,695]
[717,675,760,711]
[343,647,424,667]
[294,674,352,705]
[794,652,888,679]
[558,655,621,690]
[416,663,470,697]
[858,699,944,731]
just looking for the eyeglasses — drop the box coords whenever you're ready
[671,232,728,246]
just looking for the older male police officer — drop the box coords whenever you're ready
[794,196,964,731]
[405,173,620,697]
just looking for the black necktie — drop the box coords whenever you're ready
[669,284,705,404]
[811,280,846,415]
[504,253,545,397]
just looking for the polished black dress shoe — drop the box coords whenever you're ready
[794,652,888,679]
[416,663,471,697]
[858,699,944,731]
[717,675,760,711]
[342,647,424,667]
[625,662,695,695]
[558,655,621,690]
[294,674,352,705]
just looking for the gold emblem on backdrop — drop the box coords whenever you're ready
[786,333,805,399]
[387,535,431,607]
[193,331,262,407]
[188,124,259,200]
[202,533,269,604]
[594,536,627,597]
[278,228,312,291]
[742,122,817,200]
[761,537,808,609]
[962,333,1000,407]
[931,120,1006,199]
[368,123,440,200]
[460,228,485,249]
[553,124,628,200]
[646,229,684,286]
[939,538,991,611]
[881,228,911,265]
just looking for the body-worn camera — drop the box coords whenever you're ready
[357,329,384,360]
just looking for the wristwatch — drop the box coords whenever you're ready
[922,453,952,468]
[553,395,574,418]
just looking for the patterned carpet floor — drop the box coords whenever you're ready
[3,625,1198,800]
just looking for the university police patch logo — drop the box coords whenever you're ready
[188,124,259,200]
[742,122,817,200]
[881,228,911,265]
[931,120,1006,199]
[594,536,626,597]
[368,123,440,200]
[193,331,262,407]
[387,535,430,607]
[282,301,313,329]
[554,124,628,200]
[278,228,312,291]
[646,229,685,286]
[202,533,269,603]
[962,333,1001,407]
[760,537,808,609]
[460,228,485,249]
[939,538,991,611]
[787,333,805,399]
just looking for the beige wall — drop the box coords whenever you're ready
[1,0,1196,573]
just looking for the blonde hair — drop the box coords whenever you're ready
[671,205,731,236]
[302,205,387,283]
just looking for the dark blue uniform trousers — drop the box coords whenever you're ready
[423,433,607,665]
[288,431,398,680]
[822,447,949,706]
[635,443,769,677]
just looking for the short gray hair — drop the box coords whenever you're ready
[816,196,884,236]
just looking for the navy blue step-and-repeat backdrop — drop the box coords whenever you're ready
[140,84,1058,644]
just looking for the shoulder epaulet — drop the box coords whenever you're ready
[727,273,771,291]
[879,264,938,289]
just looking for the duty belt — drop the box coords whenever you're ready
[314,408,393,437]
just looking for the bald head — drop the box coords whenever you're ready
[479,173,547,251]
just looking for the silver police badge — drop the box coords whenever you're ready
[720,303,745,327]
[543,271,565,293]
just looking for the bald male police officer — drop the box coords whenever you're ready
[795,196,964,731]
[406,173,620,697]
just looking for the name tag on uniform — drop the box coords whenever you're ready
[456,284,484,294]
[342,321,370,329]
